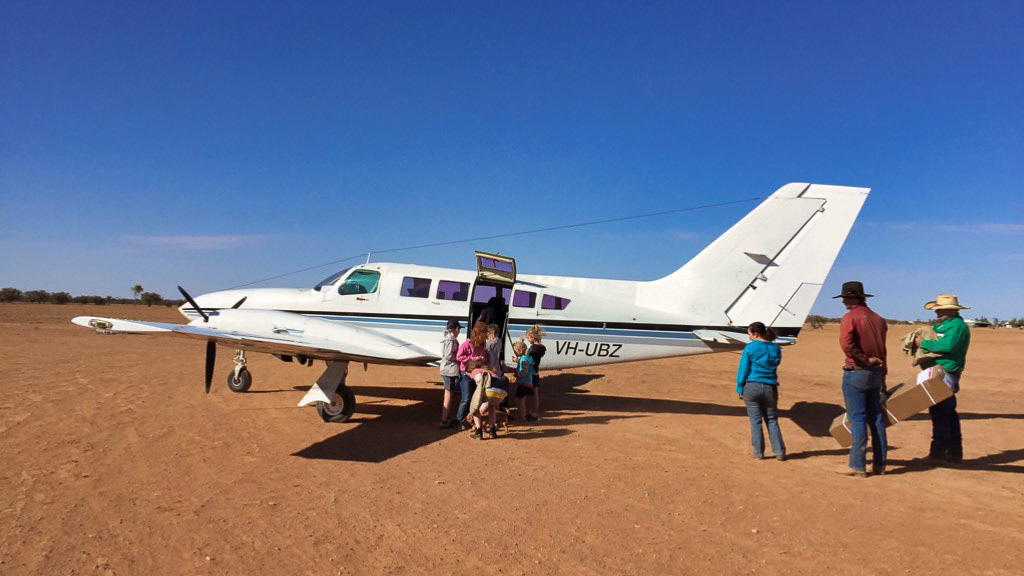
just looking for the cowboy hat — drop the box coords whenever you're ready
[832,281,873,299]
[924,294,969,310]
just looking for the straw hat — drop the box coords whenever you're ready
[924,294,969,310]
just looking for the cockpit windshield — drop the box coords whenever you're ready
[313,267,352,291]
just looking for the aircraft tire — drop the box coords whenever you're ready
[316,385,356,423]
[226,368,253,393]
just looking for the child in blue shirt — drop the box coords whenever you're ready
[512,338,536,424]
[736,322,786,460]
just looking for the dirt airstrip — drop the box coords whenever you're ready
[1,303,1022,575]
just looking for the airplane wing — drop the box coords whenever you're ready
[71,309,439,365]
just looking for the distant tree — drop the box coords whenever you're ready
[991,317,1001,328]
[131,284,143,302]
[24,290,49,303]
[49,291,72,304]
[139,291,163,307]
[89,295,107,305]
[806,315,827,329]
[0,287,23,302]
[72,295,90,304]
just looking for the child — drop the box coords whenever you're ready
[512,338,536,424]
[438,319,462,429]
[735,321,785,460]
[455,322,490,429]
[525,325,547,421]
[468,365,507,439]
[484,324,503,378]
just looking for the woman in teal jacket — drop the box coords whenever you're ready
[736,322,786,460]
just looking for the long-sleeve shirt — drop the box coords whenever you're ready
[456,340,487,372]
[839,304,888,374]
[920,314,970,373]
[439,333,460,377]
[735,340,782,395]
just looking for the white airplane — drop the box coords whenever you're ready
[73,182,869,423]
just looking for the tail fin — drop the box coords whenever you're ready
[638,183,869,329]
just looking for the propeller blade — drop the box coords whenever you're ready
[177,286,209,322]
[204,340,216,394]
[231,296,247,309]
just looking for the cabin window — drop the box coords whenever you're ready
[338,270,381,295]
[400,276,432,298]
[541,294,571,310]
[436,280,470,301]
[512,290,536,308]
[472,284,512,304]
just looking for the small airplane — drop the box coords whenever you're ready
[73,182,869,423]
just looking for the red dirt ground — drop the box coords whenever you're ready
[1,303,1022,575]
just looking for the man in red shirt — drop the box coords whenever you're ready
[835,281,888,477]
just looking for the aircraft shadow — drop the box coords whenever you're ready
[292,376,606,462]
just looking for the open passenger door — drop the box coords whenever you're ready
[469,252,516,364]
[475,252,516,286]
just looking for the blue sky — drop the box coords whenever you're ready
[2,1,1022,321]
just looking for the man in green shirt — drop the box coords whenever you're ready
[915,294,972,464]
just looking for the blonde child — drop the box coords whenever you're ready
[525,325,547,420]
[512,338,536,424]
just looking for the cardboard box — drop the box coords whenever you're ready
[829,413,855,448]
[884,365,952,423]
[829,366,952,446]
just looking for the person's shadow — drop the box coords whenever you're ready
[883,448,1024,475]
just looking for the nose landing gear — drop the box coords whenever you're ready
[296,360,357,423]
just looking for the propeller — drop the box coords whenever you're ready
[205,340,216,393]
[178,286,218,393]
[177,286,209,322]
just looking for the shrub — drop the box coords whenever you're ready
[806,315,827,329]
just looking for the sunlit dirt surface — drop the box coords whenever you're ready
[1,303,1022,575]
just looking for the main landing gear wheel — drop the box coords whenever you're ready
[227,367,252,393]
[316,386,356,423]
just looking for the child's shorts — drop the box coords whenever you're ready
[485,387,507,403]
[515,385,534,398]
[442,375,459,391]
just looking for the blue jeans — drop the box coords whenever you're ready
[929,371,962,461]
[742,382,785,458]
[454,373,476,423]
[841,369,887,471]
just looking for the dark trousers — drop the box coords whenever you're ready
[928,394,962,462]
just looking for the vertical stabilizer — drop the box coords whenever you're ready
[638,183,869,329]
